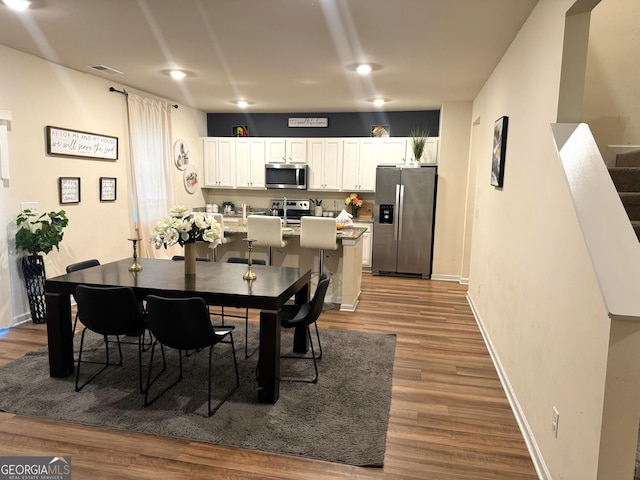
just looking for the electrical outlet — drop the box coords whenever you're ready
[551,407,560,438]
[20,202,38,214]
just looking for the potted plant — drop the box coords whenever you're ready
[410,126,430,165]
[15,209,69,323]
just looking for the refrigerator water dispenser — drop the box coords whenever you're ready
[379,204,394,224]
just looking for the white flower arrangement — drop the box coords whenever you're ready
[150,205,222,249]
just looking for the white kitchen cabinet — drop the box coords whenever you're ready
[307,138,343,191]
[265,138,307,164]
[377,137,408,165]
[405,136,440,164]
[353,221,373,270]
[343,139,376,192]
[236,138,266,189]
[203,137,235,188]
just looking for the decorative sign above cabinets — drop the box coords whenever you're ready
[288,117,328,128]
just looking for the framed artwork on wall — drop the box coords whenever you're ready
[371,125,390,137]
[46,126,118,160]
[58,177,81,204]
[100,177,117,201]
[491,116,508,187]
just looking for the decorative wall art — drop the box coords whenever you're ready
[233,125,249,137]
[58,177,81,204]
[173,139,189,170]
[183,164,198,194]
[371,125,390,137]
[100,177,117,201]
[491,116,509,187]
[46,126,118,160]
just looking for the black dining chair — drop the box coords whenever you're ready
[144,295,240,417]
[74,285,148,393]
[278,272,331,383]
[213,257,267,358]
[66,259,100,334]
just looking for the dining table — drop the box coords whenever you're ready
[44,258,311,404]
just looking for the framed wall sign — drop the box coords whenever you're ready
[46,126,118,160]
[100,177,117,201]
[288,117,328,128]
[491,116,509,187]
[58,177,81,204]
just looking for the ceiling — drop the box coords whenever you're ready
[0,0,538,113]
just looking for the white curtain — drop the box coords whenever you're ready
[126,93,177,259]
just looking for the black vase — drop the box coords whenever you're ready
[21,255,47,324]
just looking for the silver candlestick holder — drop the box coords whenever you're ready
[243,238,257,280]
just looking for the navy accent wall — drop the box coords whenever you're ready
[206,110,440,137]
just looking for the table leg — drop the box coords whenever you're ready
[293,281,310,353]
[257,309,280,404]
[45,292,74,377]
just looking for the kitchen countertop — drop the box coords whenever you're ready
[223,223,367,240]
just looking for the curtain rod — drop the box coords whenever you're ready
[109,87,178,109]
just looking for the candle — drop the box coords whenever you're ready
[242,203,246,221]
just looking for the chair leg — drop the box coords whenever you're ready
[280,326,319,384]
[313,321,323,360]
[75,329,112,392]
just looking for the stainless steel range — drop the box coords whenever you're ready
[268,198,310,224]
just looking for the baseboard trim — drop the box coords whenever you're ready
[430,274,461,283]
[465,293,551,480]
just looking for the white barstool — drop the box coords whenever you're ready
[247,215,288,265]
[300,216,337,310]
[211,213,230,262]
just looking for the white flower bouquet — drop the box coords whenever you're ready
[150,205,222,249]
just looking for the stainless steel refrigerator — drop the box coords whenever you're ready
[372,166,437,278]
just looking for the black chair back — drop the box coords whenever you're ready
[75,285,145,336]
[146,295,223,351]
[66,259,100,273]
[307,273,331,325]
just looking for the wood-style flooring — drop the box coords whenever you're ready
[0,275,538,479]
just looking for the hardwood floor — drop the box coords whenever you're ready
[0,275,538,479]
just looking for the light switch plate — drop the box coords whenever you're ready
[20,202,38,214]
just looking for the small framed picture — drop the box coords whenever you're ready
[100,177,117,201]
[371,125,390,137]
[59,177,81,204]
[491,116,509,187]
[233,125,249,137]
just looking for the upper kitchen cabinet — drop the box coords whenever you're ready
[236,138,266,189]
[405,137,440,164]
[203,137,235,188]
[307,138,343,191]
[342,139,376,192]
[266,138,307,164]
[377,137,409,165]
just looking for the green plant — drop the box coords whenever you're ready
[15,209,69,256]
[410,126,430,161]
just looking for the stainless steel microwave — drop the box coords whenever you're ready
[265,163,307,190]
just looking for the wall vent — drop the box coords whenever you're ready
[87,65,123,75]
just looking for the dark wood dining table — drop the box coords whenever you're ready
[44,258,311,404]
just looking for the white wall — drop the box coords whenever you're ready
[582,0,640,154]
[0,44,206,328]
[432,102,472,281]
[468,0,618,478]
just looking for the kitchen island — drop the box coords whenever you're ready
[207,221,366,312]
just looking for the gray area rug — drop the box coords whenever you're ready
[0,324,395,467]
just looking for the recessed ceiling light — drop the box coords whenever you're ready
[236,100,249,108]
[3,0,31,11]
[347,62,382,74]
[373,98,387,107]
[169,70,186,80]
